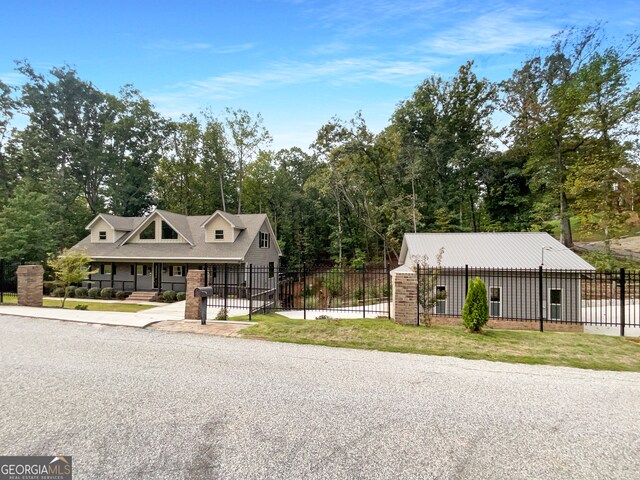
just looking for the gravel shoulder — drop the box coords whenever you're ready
[1,315,639,479]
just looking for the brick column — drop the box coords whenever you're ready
[185,269,205,320]
[391,267,418,325]
[17,264,44,307]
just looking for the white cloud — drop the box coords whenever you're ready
[425,8,558,55]
[145,40,256,54]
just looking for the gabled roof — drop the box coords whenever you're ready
[399,232,595,270]
[121,210,194,246]
[85,213,143,231]
[74,212,279,261]
[201,210,246,229]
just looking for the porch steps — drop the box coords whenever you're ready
[126,291,158,302]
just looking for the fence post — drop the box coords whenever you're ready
[465,264,469,297]
[224,264,228,316]
[362,266,366,319]
[416,264,420,326]
[620,268,626,337]
[0,259,4,303]
[539,265,544,332]
[387,263,391,319]
[303,263,307,320]
[249,264,253,322]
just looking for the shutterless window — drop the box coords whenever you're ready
[259,232,270,248]
[215,229,224,240]
[490,287,501,317]
[268,262,275,278]
[435,286,446,314]
[100,264,112,275]
[98,231,107,240]
[140,222,156,240]
[161,221,178,240]
[549,288,562,321]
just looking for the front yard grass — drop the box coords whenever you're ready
[238,314,640,372]
[1,296,155,313]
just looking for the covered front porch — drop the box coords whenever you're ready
[84,262,245,293]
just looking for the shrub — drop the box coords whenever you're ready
[324,266,344,297]
[115,291,127,300]
[368,285,379,300]
[215,308,228,320]
[52,287,65,297]
[462,277,489,332]
[101,288,114,299]
[176,292,186,301]
[65,286,76,298]
[382,283,391,298]
[74,304,88,310]
[162,290,177,302]
[88,287,101,299]
[75,287,88,298]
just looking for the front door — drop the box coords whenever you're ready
[136,263,153,290]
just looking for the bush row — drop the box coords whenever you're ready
[51,286,186,302]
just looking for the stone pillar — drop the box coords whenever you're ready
[17,264,44,307]
[185,269,205,320]
[391,267,418,325]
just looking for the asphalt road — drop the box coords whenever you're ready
[1,316,639,479]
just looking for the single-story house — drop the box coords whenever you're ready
[396,232,596,322]
[71,209,281,296]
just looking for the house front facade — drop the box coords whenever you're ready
[396,232,596,323]
[71,209,281,295]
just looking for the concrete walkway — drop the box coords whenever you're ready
[0,301,187,328]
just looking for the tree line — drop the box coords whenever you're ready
[0,25,638,266]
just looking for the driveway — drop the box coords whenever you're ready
[1,316,639,479]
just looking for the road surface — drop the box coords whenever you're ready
[1,316,639,479]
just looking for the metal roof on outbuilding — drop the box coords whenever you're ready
[398,232,595,271]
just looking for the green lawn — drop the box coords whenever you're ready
[237,314,640,372]
[1,296,155,313]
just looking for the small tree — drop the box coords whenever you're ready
[412,247,445,326]
[462,277,489,332]
[48,249,97,308]
[324,265,344,307]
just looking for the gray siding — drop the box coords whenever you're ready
[243,219,280,295]
[431,270,583,322]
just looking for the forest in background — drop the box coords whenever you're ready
[0,25,639,267]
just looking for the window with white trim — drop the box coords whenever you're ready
[435,286,446,314]
[549,288,562,321]
[161,221,178,240]
[259,232,270,248]
[490,287,501,317]
[215,229,224,240]
[140,222,156,240]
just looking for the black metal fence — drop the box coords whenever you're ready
[417,265,640,335]
[0,259,20,302]
[205,264,391,320]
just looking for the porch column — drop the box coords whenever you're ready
[158,263,162,294]
[133,262,138,291]
[110,262,115,289]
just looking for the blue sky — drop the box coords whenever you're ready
[1,0,638,150]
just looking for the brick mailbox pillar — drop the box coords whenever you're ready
[185,269,205,320]
[391,267,418,325]
[17,264,45,307]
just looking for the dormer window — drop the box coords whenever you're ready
[259,232,270,248]
[161,221,178,240]
[98,231,107,240]
[215,230,224,240]
[140,222,156,240]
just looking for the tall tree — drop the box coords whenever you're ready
[224,108,271,214]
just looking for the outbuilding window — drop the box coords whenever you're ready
[435,286,446,314]
[259,232,270,248]
[549,288,562,321]
[269,262,275,278]
[490,287,501,317]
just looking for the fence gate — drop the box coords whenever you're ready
[0,259,19,303]
[202,263,391,321]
